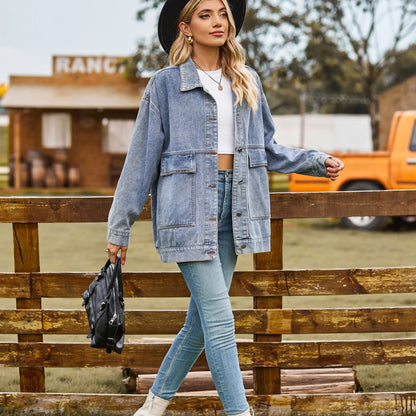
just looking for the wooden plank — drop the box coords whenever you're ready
[26,266,416,298]
[289,307,416,333]
[136,371,254,394]
[0,273,30,298]
[5,306,415,335]
[281,382,355,394]
[2,190,416,223]
[237,339,416,368]
[0,197,151,223]
[281,368,355,376]
[270,189,416,219]
[3,392,416,415]
[0,310,42,333]
[275,267,416,296]
[2,339,416,368]
[0,342,190,369]
[284,391,416,414]
[30,271,189,298]
[280,367,356,394]
[253,218,283,394]
[13,223,39,274]
[13,223,45,393]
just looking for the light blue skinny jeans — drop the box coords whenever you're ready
[150,170,249,415]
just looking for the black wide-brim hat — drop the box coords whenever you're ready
[158,0,246,53]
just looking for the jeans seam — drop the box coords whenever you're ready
[155,304,199,397]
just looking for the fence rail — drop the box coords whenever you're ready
[1,190,416,415]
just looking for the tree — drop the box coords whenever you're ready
[125,0,305,81]
[377,43,416,91]
[125,0,416,150]
[266,23,370,115]
[304,0,416,149]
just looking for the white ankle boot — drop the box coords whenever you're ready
[231,406,254,416]
[133,391,170,416]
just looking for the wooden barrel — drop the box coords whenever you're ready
[53,162,67,187]
[45,167,58,188]
[54,149,68,164]
[26,150,43,164]
[68,166,80,187]
[31,158,46,188]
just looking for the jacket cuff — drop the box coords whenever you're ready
[315,153,330,177]
[107,229,130,247]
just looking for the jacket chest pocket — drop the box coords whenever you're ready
[157,152,196,229]
[248,148,270,220]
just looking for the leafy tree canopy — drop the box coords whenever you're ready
[125,0,416,149]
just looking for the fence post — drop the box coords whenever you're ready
[253,218,283,394]
[13,223,45,392]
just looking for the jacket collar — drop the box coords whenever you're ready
[179,58,203,92]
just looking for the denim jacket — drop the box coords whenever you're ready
[107,58,329,263]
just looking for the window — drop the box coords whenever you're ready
[410,122,416,152]
[42,113,71,148]
[102,118,135,153]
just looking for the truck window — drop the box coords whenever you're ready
[410,122,416,151]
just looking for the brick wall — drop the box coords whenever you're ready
[8,109,135,188]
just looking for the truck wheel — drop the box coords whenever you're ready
[392,216,416,228]
[340,181,389,231]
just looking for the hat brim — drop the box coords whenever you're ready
[158,0,246,53]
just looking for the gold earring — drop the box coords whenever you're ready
[187,36,193,45]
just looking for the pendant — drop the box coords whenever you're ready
[218,85,223,91]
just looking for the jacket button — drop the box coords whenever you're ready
[236,212,242,217]
[238,148,243,153]
[241,244,247,249]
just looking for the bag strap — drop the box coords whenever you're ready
[102,256,121,292]
[114,256,123,298]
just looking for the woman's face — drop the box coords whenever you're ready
[181,0,229,50]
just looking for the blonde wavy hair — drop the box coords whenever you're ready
[169,0,258,110]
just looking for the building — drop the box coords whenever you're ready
[2,55,148,189]
[379,74,416,150]
[272,114,372,153]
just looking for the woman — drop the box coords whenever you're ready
[106,0,344,415]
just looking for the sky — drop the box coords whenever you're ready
[1,0,414,85]
[0,0,158,84]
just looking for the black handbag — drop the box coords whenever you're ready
[82,256,125,354]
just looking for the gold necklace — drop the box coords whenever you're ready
[193,60,223,91]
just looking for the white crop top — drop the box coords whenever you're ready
[196,68,235,154]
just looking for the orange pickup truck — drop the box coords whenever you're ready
[289,111,416,230]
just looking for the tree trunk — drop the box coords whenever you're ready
[368,81,380,150]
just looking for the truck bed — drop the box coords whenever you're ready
[289,151,390,192]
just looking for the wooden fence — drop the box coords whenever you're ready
[1,190,416,415]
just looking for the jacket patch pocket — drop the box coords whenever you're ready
[157,152,196,229]
[248,148,270,220]
[248,148,268,168]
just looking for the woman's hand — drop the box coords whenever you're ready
[106,242,128,266]
[325,157,344,181]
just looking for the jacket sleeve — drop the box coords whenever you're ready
[107,76,164,246]
[256,75,330,177]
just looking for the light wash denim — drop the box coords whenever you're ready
[107,57,330,262]
[151,171,249,415]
